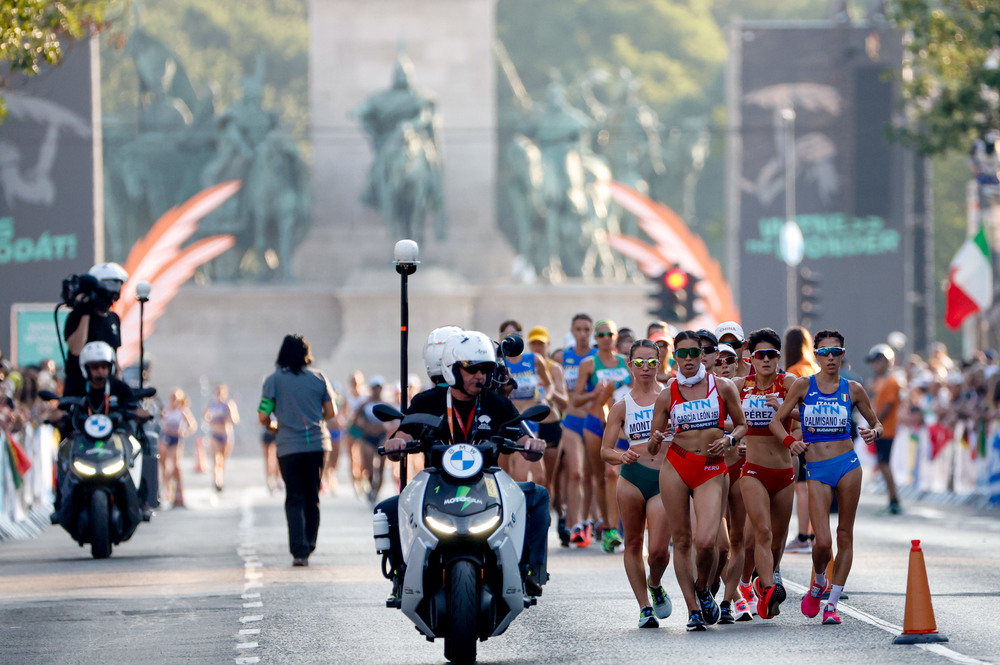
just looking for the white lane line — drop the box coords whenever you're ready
[236,491,265,665]
[241,593,261,600]
[239,615,264,623]
[243,601,264,609]
[784,580,995,665]
[235,642,259,649]
[234,658,260,665]
[239,629,261,636]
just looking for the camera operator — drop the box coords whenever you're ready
[62,263,128,397]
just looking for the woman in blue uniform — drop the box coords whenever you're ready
[769,329,881,626]
[499,320,553,484]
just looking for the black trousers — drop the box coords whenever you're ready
[278,451,325,559]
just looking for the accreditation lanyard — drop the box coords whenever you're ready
[85,381,111,415]
[446,388,478,443]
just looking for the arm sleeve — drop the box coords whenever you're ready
[259,374,276,414]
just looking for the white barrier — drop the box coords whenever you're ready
[0,424,56,541]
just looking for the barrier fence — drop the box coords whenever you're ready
[0,423,56,541]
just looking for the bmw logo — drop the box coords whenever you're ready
[84,414,114,439]
[442,444,483,479]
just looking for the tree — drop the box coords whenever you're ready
[0,0,127,121]
[888,0,1000,155]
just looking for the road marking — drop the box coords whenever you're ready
[234,658,260,665]
[239,629,261,636]
[235,642,259,649]
[236,491,265,665]
[241,593,261,600]
[239,615,263,623]
[784,580,994,665]
[243,601,263,609]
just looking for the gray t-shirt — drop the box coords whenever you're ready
[260,367,334,457]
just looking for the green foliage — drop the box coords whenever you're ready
[931,151,971,350]
[888,0,1000,155]
[0,0,127,120]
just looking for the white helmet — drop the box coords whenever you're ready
[88,262,129,296]
[79,341,116,378]
[423,325,464,381]
[441,331,497,387]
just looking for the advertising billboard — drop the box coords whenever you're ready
[729,23,910,368]
[0,40,99,361]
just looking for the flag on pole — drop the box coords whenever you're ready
[944,224,993,330]
[3,434,31,490]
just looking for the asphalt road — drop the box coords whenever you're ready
[2,456,999,665]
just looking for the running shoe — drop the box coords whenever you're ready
[638,606,659,629]
[602,528,623,553]
[822,603,841,625]
[785,535,812,553]
[647,581,673,619]
[738,581,758,613]
[686,611,707,632]
[801,580,829,618]
[557,515,571,548]
[718,601,735,625]
[757,583,786,619]
[696,587,720,625]
[773,568,783,587]
[734,597,753,622]
[569,523,593,548]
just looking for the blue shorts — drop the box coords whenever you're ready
[562,414,585,436]
[163,434,180,447]
[523,420,540,436]
[805,449,861,488]
[584,413,604,438]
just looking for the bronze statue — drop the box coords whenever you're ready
[352,51,445,245]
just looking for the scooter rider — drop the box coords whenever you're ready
[63,263,128,397]
[52,342,150,523]
[381,331,551,597]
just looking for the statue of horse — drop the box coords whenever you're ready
[376,120,445,246]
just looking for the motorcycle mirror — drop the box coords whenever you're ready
[133,387,156,399]
[498,334,524,358]
[372,403,404,422]
[39,390,60,401]
[520,404,550,422]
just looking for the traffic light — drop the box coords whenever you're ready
[798,266,822,328]
[649,267,699,323]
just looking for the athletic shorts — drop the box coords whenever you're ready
[262,430,277,445]
[211,432,228,445]
[362,433,385,448]
[805,449,860,488]
[349,424,364,439]
[584,413,604,438]
[616,438,629,451]
[561,414,585,437]
[667,443,727,491]
[874,437,894,464]
[620,462,660,502]
[727,457,746,485]
[163,434,180,447]
[741,463,795,496]
[538,421,562,449]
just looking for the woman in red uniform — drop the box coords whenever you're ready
[649,331,747,631]
[737,328,797,619]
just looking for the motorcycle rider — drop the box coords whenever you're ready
[380,330,551,598]
[52,342,150,523]
[63,263,128,397]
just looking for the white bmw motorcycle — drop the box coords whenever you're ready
[372,403,548,665]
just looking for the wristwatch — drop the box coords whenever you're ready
[725,433,736,447]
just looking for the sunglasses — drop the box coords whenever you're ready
[595,331,615,339]
[815,346,846,357]
[458,361,495,374]
[715,357,737,366]
[701,345,718,354]
[675,347,703,359]
[631,358,660,369]
[752,349,781,360]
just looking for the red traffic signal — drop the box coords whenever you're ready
[664,268,689,291]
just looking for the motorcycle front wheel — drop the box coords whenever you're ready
[90,491,112,559]
[444,560,478,665]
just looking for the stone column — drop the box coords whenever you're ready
[302,0,511,286]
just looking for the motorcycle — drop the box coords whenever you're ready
[42,388,154,559]
[372,402,549,665]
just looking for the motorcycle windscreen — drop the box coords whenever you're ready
[424,474,502,517]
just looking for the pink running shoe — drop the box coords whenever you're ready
[734,597,753,622]
[801,582,827,618]
[739,582,758,614]
[822,604,841,625]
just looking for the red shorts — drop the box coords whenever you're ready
[667,443,728,491]
[740,463,795,496]
[727,457,746,485]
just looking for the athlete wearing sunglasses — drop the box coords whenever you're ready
[648,331,747,631]
[733,328,797,620]
[769,329,881,626]
[601,339,673,627]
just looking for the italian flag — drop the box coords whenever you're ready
[944,224,994,330]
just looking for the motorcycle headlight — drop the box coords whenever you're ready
[73,461,97,476]
[424,508,458,535]
[468,506,502,534]
[102,459,126,476]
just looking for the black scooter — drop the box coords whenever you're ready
[42,388,154,558]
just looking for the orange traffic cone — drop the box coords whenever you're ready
[893,539,948,644]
